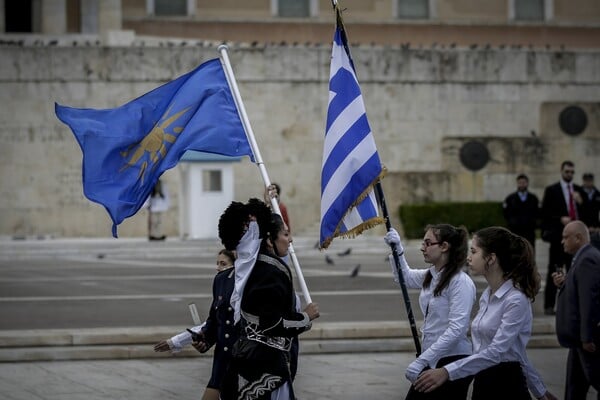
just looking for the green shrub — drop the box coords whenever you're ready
[399,202,506,239]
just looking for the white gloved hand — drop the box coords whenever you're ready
[388,245,410,284]
[388,254,400,283]
[405,358,428,383]
[384,228,404,254]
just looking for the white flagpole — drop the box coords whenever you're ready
[218,45,312,304]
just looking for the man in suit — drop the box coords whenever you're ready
[541,160,585,314]
[552,221,600,400]
[503,173,540,248]
[580,173,600,251]
[581,172,600,223]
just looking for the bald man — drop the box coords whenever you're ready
[553,221,600,399]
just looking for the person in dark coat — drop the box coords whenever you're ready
[153,249,237,400]
[503,174,540,248]
[552,221,600,399]
[219,199,319,400]
[579,173,600,251]
[193,249,238,400]
[540,161,585,315]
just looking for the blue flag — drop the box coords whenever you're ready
[56,58,253,237]
[319,24,385,249]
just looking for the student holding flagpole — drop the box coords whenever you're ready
[385,225,476,399]
[413,227,557,400]
[219,199,319,400]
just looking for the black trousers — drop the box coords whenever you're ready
[405,355,473,400]
[472,362,530,400]
[565,347,600,400]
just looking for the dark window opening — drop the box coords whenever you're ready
[398,0,429,19]
[278,0,310,18]
[155,0,187,16]
[514,0,545,21]
[5,0,33,32]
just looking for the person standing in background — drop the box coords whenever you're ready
[146,179,170,241]
[264,182,290,232]
[540,161,584,315]
[503,174,540,249]
[552,221,600,400]
[579,173,600,250]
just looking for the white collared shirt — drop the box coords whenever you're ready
[444,280,547,398]
[518,191,528,202]
[399,260,476,368]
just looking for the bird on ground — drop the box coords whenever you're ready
[337,248,352,257]
[350,264,361,278]
[325,255,335,265]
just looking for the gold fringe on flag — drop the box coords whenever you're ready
[320,168,387,250]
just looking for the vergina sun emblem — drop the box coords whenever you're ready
[120,106,189,183]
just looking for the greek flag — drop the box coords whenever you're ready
[319,24,384,249]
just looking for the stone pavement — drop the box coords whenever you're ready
[0,348,596,400]
[0,236,597,399]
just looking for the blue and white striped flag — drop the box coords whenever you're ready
[319,24,385,249]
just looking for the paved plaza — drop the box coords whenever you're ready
[0,236,597,399]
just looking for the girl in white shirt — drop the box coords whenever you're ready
[413,226,557,400]
[385,224,476,400]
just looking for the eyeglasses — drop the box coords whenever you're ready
[421,240,441,248]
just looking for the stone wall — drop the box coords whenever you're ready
[0,38,598,237]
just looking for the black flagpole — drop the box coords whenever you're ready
[375,181,422,356]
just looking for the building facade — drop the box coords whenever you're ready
[0,0,599,237]
[3,0,600,49]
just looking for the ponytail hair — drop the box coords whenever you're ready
[474,226,541,301]
[259,213,286,257]
[422,224,469,296]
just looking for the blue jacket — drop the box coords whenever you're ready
[201,267,239,389]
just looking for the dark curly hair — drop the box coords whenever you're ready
[218,201,247,251]
[245,198,273,240]
[218,198,273,251]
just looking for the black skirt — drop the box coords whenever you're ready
[472,362,531,400]
[405,354,473,400]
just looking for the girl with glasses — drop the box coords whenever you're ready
[385,224,475,400]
